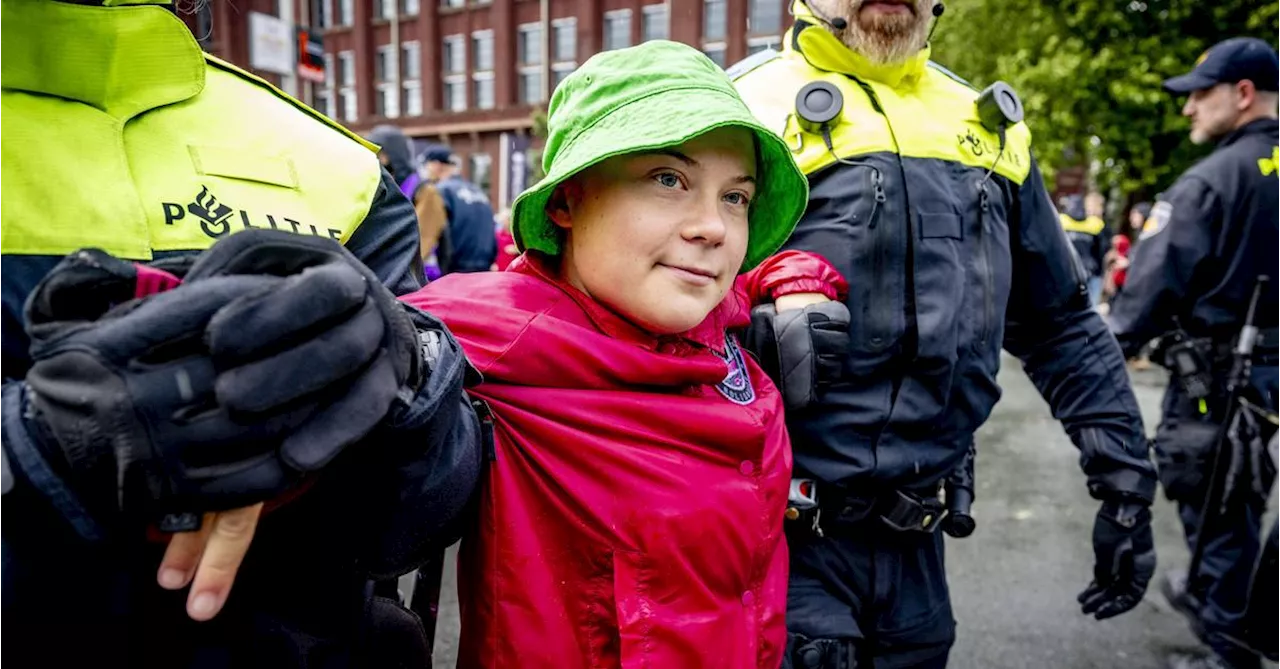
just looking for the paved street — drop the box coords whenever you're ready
[427,358,1249,668]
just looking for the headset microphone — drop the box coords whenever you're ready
[927,2,946,42]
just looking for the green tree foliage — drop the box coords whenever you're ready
[932,0,1277,199]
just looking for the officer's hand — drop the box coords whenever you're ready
[775,292,830,312]
[23,231,422,526]
[157,503,263,621]
[745,300,850,410]
[1077,501,1156,620]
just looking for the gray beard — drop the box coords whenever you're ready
[838,25,929,64]
[815,0,933,65]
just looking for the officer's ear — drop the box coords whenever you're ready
[546,179,584,231]
[1235,79,1258,111]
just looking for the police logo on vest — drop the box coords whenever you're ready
[715,335,756,405]
[162,186,345,241]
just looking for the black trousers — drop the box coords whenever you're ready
[782,520,954,669]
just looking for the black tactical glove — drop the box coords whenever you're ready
[1077,500,1156,620]
[745,301,849,410]
[23,231,422,528]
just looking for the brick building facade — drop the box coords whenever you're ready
[188,0,790,207]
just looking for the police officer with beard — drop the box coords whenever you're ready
[732,1,1158,666]
[1110,37,1279,669]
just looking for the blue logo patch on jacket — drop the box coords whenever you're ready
[715,335,756,405]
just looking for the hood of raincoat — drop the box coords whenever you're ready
[400,251,842,668]
[366,125,417,186]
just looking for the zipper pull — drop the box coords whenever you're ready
[978,184,990,214]
[872,170,887,203]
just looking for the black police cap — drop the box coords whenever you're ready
[1164,37,1279,94]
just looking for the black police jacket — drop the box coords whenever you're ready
[2,12,478,660]
[1111,118,1280,357]
[436,176,498,273]
[733,13,1156,503]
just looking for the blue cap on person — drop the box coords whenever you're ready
[1164,37,1279,94]
[421,144,454,164]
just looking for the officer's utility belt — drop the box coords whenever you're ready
[1160,327,1279,400]
[786,479,948,537]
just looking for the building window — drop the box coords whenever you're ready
[444,76,467,111]
[603,10,632,51]
[401,41,421,116]
[471,30,495,72]
[374,45,399,118]
[442,34,465,75]
[337,0,354,25]
[340,90,358,122]
[642,3,669,42]
[747,35,781,55]
[703,0,726,41]
[552,18,576,62]
[315,52,336,118]
[400,0,419,15]
[517,24,544,105]
[472,72,495,110]
[703,42,726,68]
[374,44,396,83]
[375,87,399,118]
[338,50,355,87]
[470,153,493,195]
[519,24,543,66]
[402,82,422,116]
[440,0,464,8]
[551,63,576,91]
[519,69,543,105]
[338,50,357,121]
[748,0,782,35]
[372,0,394,20]
[401,41,421,80]
[310,0,331,28]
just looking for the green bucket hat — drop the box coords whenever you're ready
[511,40,809,271]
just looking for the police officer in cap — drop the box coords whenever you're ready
[421,144,498,274]
[1110,36,1279,669]
[731,0,1159,666]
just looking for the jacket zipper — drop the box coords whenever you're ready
[975,183,994,345]
[867,167,889,349]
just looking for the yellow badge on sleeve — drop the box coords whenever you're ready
[1141,201,1173,240]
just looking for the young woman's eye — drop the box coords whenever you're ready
[654,172,681,189]
[724,191,751,207]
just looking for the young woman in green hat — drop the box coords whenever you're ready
[403,40,846,667]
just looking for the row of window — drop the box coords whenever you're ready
[311,0,781,41]
[311,0,783,122]
[311,0,489,28]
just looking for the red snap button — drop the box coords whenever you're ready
[739,460,754,476]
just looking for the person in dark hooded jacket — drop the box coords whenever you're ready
[367,125,451,279]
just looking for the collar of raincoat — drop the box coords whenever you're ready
[512,252,747,356]
[2,0,204,119]
[786,0,932,89]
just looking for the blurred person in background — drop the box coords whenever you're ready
[422,145,497,273]
[1059,192,1110,306]
[367,126,450,281]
